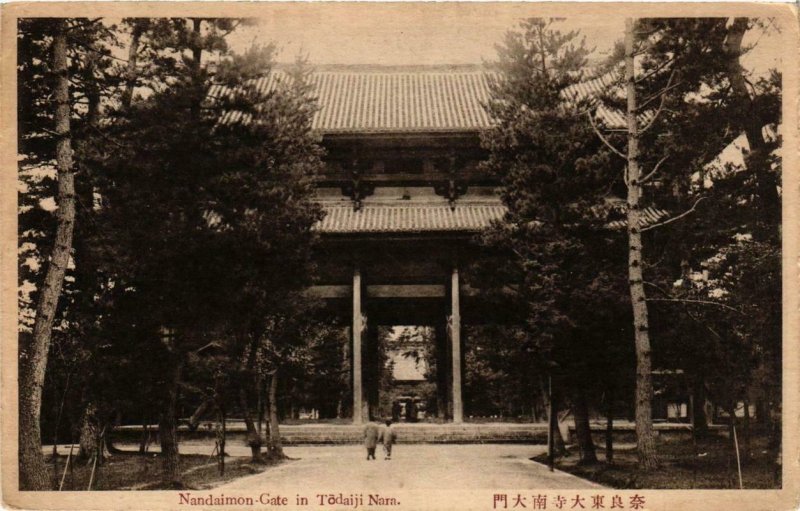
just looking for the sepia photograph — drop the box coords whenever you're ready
[1,3,798,510]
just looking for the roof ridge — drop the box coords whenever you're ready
[272,63,488,73]
[317,199,504,207]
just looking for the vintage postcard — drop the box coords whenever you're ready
[1,2,798,510]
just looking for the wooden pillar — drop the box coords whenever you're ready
[352,268,364,424]
[434,323,450,420]
[450,268,464,423]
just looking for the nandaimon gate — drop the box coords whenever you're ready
[298,66,507,423]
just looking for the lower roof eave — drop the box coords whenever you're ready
[316,230,483,241]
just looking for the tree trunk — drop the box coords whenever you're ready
[755,396,768,425]
[572,387,598,465]
[541,376,566,456]
[724,18,780,229]
[139,419,150,454]
[19,20,76,490]
[238,386,263,463]
[727,404,738,487]
[625,18,659,470]
[216,408,226,476]
[266,370,285,459]
[159,359,183,488]
[51,359,72,459]
[121,22,143,109]
[190,18,203,74]
[78,402,100,462]
[605,390,614,464]
[187,398,212,431]
[742,398,751,462]
[257,376,264,435]
[692,377,709,434]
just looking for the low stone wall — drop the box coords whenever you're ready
[114,421,723,445]
[566,422,726,444]
[115,423,548,444]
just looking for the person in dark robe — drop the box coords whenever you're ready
[391,401,402,422]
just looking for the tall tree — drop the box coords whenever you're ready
[586,17,782,468]
[622,17,658,469]
[86,25,323,482]
[18,17,128,482]
[724,18,780,231]
[18,19,76,490]
[641,18,782,457]
[253,297,340,458]
[481,18,627,465]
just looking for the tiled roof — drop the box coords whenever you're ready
[606,206,670,230]
[562,70,624,103]
[314,201,506,233]
[562,69,654,127]
[312,198,669,234]
[209,67,635,134]
[210,69,494,133]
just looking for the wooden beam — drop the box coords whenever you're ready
[366,284,446,298]
[304,285,351,299]
[321,131,481,149]
[315,170,496,186]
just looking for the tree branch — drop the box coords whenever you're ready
[637,69,679,112]
[643,281,671,297]
[641,197,706,231]
[645,281,729,340]
[646,298,743,314]
[72,39,131,64]
[587,111,626,159]
[640,155,668,184]
[635,55,676,84]
[218,20,243,40]
[89,124,128,149]
[638,80,683,112]
[639,70,677,134]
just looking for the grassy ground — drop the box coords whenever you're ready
[533,433,780,489]
[44,452,286,491]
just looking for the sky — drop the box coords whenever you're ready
[227,8,625,66]
[223,6,783,75]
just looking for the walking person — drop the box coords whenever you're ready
[363,420,379,460]
[379,419,397,460]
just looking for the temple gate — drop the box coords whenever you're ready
[294,66,506,424]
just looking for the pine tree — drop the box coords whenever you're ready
[482,18,626,465]
[587,17,782,468]
[17,18,117,489]
[18,19,75,490]
[85,21,323,482]
[622,18,658,469]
